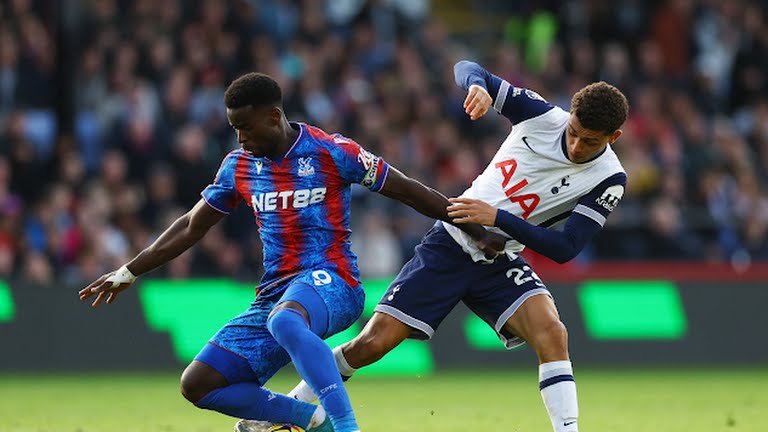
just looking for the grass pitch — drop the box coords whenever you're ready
[0,368,765,432]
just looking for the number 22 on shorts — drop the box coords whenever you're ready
[506,265,543,286]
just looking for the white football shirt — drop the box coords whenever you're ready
[443,81,626,262]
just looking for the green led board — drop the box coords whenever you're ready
[577,280,687,340]
[464,314,506,350]
[0,280,13,322]
[139,279,255,361]
[139,277,434,376]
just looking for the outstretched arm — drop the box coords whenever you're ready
[378,167,506,256]
[323,131,505,255]
[79,199,225,307]
[454,60,554,123]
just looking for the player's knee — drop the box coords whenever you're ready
[544,319,568,347]
[180,372,206,404]
[529,318,568,353]
[267,308,307,339]
[180,363,223,405]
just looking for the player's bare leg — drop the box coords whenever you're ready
[502,294,578,432]
[343,312,413,368]
[288,312,412,402]
[180,361,229,404]
[502,294,568,363]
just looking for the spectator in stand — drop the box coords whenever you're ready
[2,0,768,283]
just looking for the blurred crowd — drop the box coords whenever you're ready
[1,0,767,285]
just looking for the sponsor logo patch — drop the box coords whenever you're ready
[357,148,380,188]
[596,185,624,211]
[251,187,327,211]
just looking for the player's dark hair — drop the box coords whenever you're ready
[224,72,282,109]
[571,81,628,134]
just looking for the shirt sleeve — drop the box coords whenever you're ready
[454,60,554,124]
[572,172,627,227]
[326,134,391,192]
[494,172,627,263]
[200,152,243,214]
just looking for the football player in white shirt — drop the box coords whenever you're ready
[288,61,629,432]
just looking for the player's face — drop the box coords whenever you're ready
[565,114,622,163]
[227,105,282,157]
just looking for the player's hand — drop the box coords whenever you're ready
[78,266,137,308]
[475,230,507,259]
[447,197,498,226]
[463,84,492,120]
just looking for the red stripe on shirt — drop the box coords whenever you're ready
[234,153,259,228]
[306,125,360,157]
[318,147,358,288]
[305,124,334,141]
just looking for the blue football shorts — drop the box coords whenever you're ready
[196,268,364,384]
[375,222,551,349]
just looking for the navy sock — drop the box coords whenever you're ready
[268,308,359,432]
[195,383,316,428]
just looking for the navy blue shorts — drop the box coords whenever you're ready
[375,223,550,349]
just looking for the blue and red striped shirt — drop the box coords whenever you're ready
[202,122,390,291]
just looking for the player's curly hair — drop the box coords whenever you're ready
[224,72,282,109]
[571,81,628,133]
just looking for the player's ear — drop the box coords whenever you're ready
[268,106,282,125]
[608,129,622,144]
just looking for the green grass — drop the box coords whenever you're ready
[0,368,766,431]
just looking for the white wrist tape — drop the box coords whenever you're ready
[105,265,137,288]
